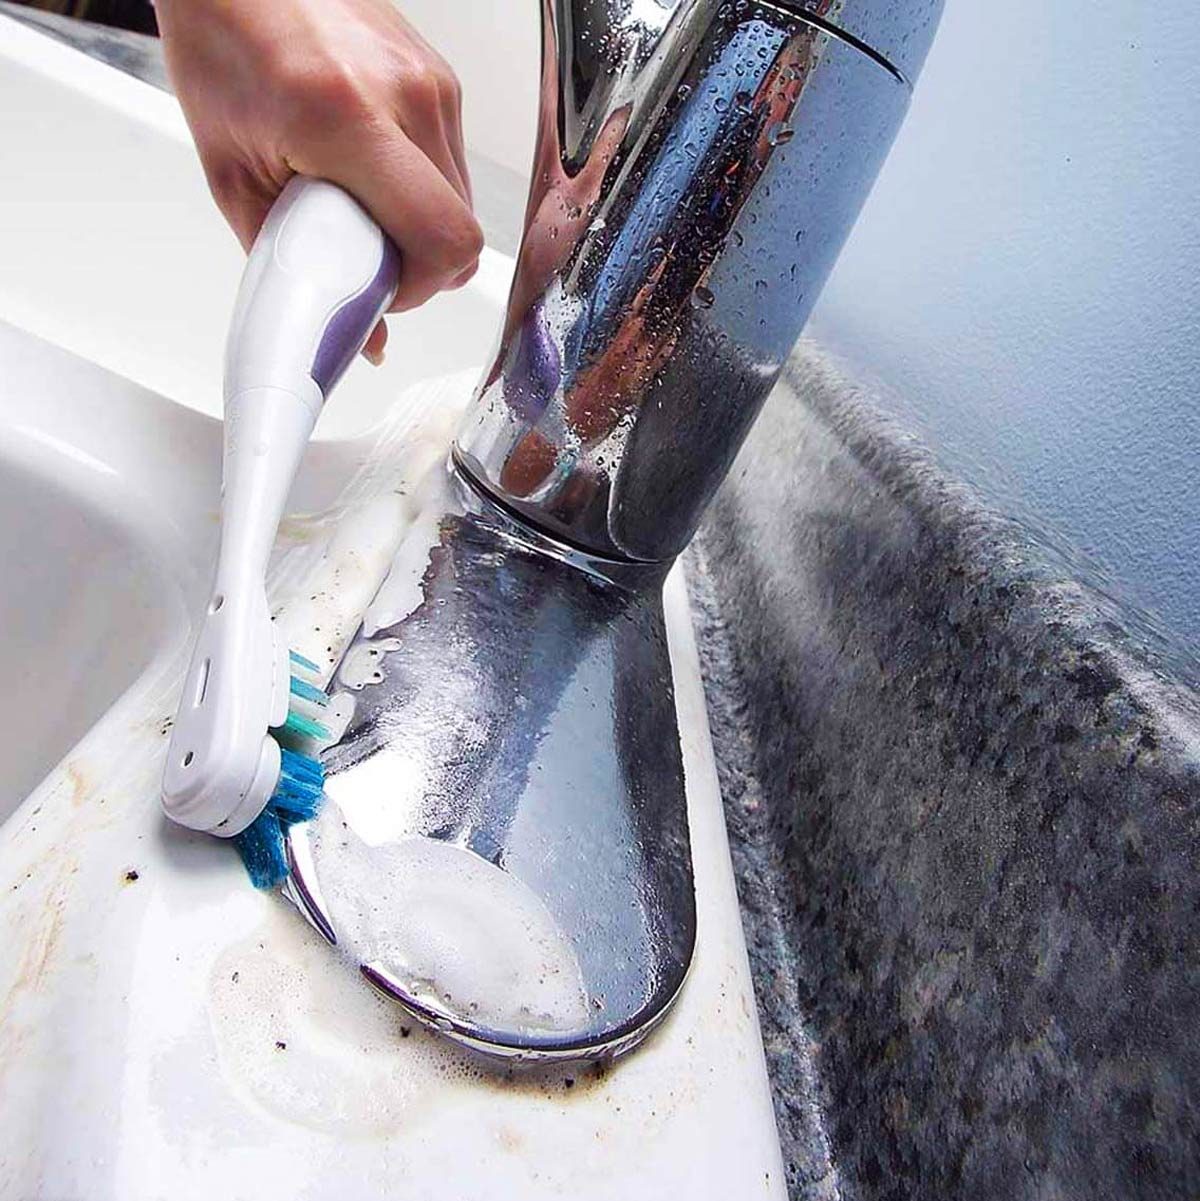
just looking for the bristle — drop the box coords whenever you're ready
[273,666,332,745]
[232,750,325,888]
[289,649,322,675]
[289,675,329,706]
[281,709,331,741]
[232,651,331,890]
[232,808,288,889]
[274,747,325,815]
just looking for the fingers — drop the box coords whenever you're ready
[396,83,470,206]
[201,154,279,253]
[362,319,388,365]
[446,113,473,210]
[320,118,483,312]
[375,51,478,300]
[191,37,481,320]
[420,68,473,209]
[384,21,474,209]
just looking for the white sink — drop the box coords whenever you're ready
[0,416,168,808]
[0,17,786,1201]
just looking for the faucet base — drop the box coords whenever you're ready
[284,463,695,1063]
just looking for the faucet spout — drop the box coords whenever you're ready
[456,0,941,561]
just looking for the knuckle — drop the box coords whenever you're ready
[435,60,462,105]
[316,66,371,118]
[443,211,484,270]
[283,56,372,126]
[406,62,443,109]
[464,218,486,260]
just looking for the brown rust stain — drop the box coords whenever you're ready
[0,854,79,1101]
[65,762,90,810]
[277,512,331,543]
[16,899,65,995]
[3,858,76,1002]
[496,1126,524,1153]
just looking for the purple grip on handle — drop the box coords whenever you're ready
[309,236,402,397]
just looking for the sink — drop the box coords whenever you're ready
[0,320,204,813]
[0,314,222,807]
[0,423,169,807]
[0,15,786,1201]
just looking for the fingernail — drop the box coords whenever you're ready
[449,259,481,289]
[364,346,385,366]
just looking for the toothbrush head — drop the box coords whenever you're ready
[163,597,332,863]
[232,652,331,889]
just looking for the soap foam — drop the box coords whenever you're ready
[361,504,445,637]
[207,906,494,1137]
[307,826,592,1038]
[337,637,402,691]
[269,370,475,684]
[268,369,590,1046]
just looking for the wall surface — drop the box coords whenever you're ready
[809,1,1200,654]
[397,0,539,183]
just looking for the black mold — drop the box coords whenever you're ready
[690,341,1200,1201]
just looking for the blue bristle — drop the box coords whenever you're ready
[282,744,324,777]
[274,748,326,813]
[233,748,326,889]
[289,649,321,674]
[230,649,331,889]
[289,675,329,706]
[232,809,288,890]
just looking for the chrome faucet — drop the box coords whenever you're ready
[286,0,942,1063]
[457,0,942,562]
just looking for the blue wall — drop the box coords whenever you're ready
[810,2,1200,651]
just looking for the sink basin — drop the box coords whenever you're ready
[0,321,201,814]
[0,16,786,1201]
[0,425,168,807]
[0,318,215,812]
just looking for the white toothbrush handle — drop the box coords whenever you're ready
[226,175,401,406]
[163,178,400,836]
[222,175,401,578]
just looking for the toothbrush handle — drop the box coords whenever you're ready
[225,175,402,408]
[219,177,402,579]
[165,179,400,837]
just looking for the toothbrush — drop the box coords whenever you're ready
[162,176,401,888]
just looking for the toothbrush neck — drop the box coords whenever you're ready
[218,386,319,584]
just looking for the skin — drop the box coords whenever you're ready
[155,0,484,362]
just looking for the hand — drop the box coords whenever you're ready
[156,0,484,362]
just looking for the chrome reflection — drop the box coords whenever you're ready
[287,468,693,1062]
[457,0,938,561]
